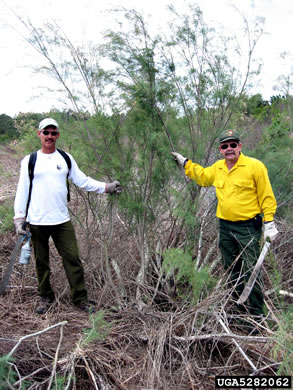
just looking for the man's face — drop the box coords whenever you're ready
[219,140,242,164]
[38,125,60,152]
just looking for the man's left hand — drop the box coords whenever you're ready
[264,221,279,241]
[105,181,122,194]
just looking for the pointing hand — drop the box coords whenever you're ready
[171,152,188,167]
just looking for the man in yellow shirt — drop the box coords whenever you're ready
[171,129,278,317]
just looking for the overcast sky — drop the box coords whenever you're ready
[0,0,292,117]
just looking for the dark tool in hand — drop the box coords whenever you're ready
[0,231,32,295]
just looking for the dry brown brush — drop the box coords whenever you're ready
[0,184,292,389]
[0,225,291,389]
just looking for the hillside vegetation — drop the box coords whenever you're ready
[0,4,292,389]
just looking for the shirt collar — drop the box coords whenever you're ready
[235,152,246,166]
[219,152,246,169]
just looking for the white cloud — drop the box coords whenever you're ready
[0,0,292,116]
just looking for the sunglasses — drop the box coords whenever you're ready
[42,130,59,136]
[220,142,238,150]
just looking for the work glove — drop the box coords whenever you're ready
[171,152,188,167]
[264,221,279,241]
[105,180,122,194]
[14,218,26,235]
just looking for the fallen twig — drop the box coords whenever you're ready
[173,333,269,343]
[217,316,257,371]
[7,321,68,360]
[47,320,66,390]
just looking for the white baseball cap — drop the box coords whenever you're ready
[39,118,59,131]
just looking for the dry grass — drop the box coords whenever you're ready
[0,227,289,389]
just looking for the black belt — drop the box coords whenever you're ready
[220,215,261,225]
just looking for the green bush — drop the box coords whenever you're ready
[0,114,18,139]
[247,112,293,221]
[272,307,293,375]
[0,354,30,389]
[0,200,14,233]
[162,248,216,304]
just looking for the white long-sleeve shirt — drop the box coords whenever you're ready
[14,150,106,225]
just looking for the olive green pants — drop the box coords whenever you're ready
[30,221,88,305]
[219,216,264,316]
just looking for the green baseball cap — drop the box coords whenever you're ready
[219,129,240,143]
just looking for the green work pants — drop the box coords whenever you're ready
[29,221,88,305]
[219,216,264,316]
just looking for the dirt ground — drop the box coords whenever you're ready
[0,143,20,204]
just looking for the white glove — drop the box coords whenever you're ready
[14,218,26,235]
[171,152,188,167]
[264,221,279,241]
[105,181,122,194]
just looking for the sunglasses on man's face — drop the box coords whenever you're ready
[42,130,59,136]
[220,142,238,150]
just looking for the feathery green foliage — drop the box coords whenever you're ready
[162,248,216,304]
[272,308,293,375]
[247,106,293,220]
[51,375,66,390]
[0,354,30,389]
[80,311,112,347]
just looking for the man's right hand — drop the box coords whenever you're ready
[171,152,188,167]
[264,221,279,241]
[14,218,26,235]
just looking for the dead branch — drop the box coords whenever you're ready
[216,316,257,371]
[7,321,68,360]
[173,333,269,343]
[47,320,66,390]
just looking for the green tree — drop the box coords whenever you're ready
[101,9,179,296]
[247,105,293,221]
[0,114,18,140]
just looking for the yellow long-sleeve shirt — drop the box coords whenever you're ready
[184,153,277,222]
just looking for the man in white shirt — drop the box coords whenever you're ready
[14,118,121,314]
